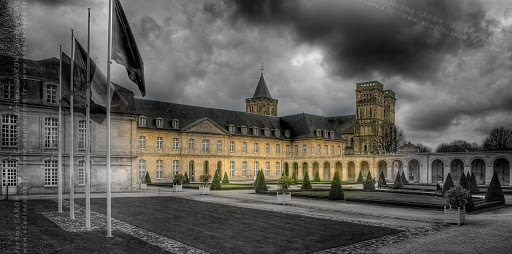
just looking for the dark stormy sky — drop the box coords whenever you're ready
[20,0,512,150]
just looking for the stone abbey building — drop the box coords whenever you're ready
[1,56,511,195]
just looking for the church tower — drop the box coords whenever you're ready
[246,64,278,116]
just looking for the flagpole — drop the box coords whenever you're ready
[58,45,63,213]
[106,0,113,237]
[85,7,92,229]
[69,29,75,220]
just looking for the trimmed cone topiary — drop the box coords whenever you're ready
[485,171,505,204]
[379,171,387,187]
[393,172,403,189]
[466,171,471,180]
[301,171,312,190]
[459,173,474,211]
[442,173,455,194]
[144,171,151,184]
[469,173,480,194]
[184,171,189,184]
[329,171,345,200]
[356,170,364,183]
[363,171,375,190]
[400,171,408,184]
[292,170,298,184]
[255,169,268,193]
[314,171,321,182]
[211,169,222,190]
[222,172,230,184]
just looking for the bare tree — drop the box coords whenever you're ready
[375,120,406,153]
[436,139,481,152]
[415,143,432,153]
[0,0,24,57]
[482,126,512,151]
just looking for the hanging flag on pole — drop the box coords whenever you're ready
[112,0,145,96]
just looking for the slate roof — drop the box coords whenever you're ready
[251,74,273,99]
[326,115,356,134]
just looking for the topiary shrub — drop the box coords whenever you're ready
[466,171,471,180]
[393,172,403,189]
[255,170,268,193]
[469,173,480,194]
[445,185,469,209]
[485,171,505,204]
[356,170,364,183]
[363,171,375,190]
[184,171,189,184]
[173,174,186,185]
[459,173,470,190]
[458,173,474,211]
[222,172,230,184]
[328,171,345,200]
[291,170,298,184]
[314,171,321,182]
[400,171,408,184]
[301,171,312,190]
[379,171,387,187]
[442,173,455,194]
[199,174,212,187]
[144,171,151,184]
[210,170,222,190]
[277,175,294,194]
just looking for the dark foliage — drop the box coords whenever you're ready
[301,171,312,190]
[356,170,364,183]
[328,172,345,200]
[314,171,321,182]
[222,172,230,184]
[469,173,480,194]
[485,171,505,203]
[255,170,268,193]
[442,173,454,194]
[393,172,403,189]
[363,171,375,190]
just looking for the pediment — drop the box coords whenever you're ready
[182,118,228,135]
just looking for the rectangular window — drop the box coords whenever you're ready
[44,118,58,148]
[78,120,86,150]
[139,136,146,149]
[276,144,280,154]
[46,84,57,104]
[325,145,328,155]
[331,145,334,156]
[202,139,210,153]
[217,140,222,153]
[138,159,146,179]
[303,144,307,154]
[156,118,163,128]
[173,138,179,150]
[294,145,298,155]
[1,114,18,147]
[230,141,234,153]
[157,137,163,150]
[230,161,235,178]
[254,161,259,177]
[242,142,247,153]
[173,160,179,176]
[78,161,85,185]
[318,145,321,154]
[2,83,15,100]
[2,160,17,187]
[276,162,280,176]
[44,160,58,186]
[254,143,258,153]
[286,145,290,155]
[266,143,270,154]
[265,162,270,177]
[156,160,163,179]
[189,139,194,151]
[242,161,247,177]
[138,117,146,126]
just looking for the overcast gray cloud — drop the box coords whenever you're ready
[22,0,512,150]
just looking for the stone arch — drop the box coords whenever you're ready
[323,162,331,180]
[471,158,486,185]
[431,159,444,183]
[450,159,464,183]
[408,159,420,183]
[203,160,209,175]
[302,162,309,178]
[360,161,370,178]
[391,160,403,181]
[335,161,342,178]
[378,160,387,179]
[313,162,320,180]
[348,161,356,181]
[189,160,195,182]
[494,158,510,186]
[293,162,299,178]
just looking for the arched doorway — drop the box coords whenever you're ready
[189,161,195,182]
[378,160,387,179]
[392,160,403,181]
[302,162,308,178]
[408,159,420,183]
[313,162,320,180]
[348,161,355,181]
[203,160,209,175]
[335,162,342,178]
[431,160,444,183]
[324,162,331,180]
[361,161,369,178]
[494,158,510,186]
[450,159,464,183]
[471,159,486,185]
[293,162,299,178]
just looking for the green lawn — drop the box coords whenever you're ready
[0,200,168,253]
[78,196,400,254]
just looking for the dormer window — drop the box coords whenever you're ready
[252,127,259,136]
[228,124,235,133]
[156,118,163,128]
[138,116,147,127]
[241,126,248,134]
[316,129,321,138]
[43,82,58,105]
[172,119,179,129]
[323,130,328,138]
[264,128,270,137]
[2,82,15,100]
[274,129,280,138]
[330,130,335,139]
[285,130,290,138]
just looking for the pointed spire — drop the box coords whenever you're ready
[252,63,272,99]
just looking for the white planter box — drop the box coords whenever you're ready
[199,186,210,195]
[444,206,465,225]
[277,192,291,205]
[140,183,147,190]
[173,184,183,192]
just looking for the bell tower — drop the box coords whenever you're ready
[246,64,278,116]
[354,81,386,154]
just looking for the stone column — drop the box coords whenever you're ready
[342,162,348,181]
[485,166,493,185]
[444,165,450,182]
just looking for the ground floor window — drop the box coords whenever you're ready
[276,162,280,176]
[265,162,270,177]
[230,161,235,178]
[242,161,247,177]
[78,161,85,185]
[138,159,146,180]
[2,160,17,187]
[156,160,163,179]
[44,160,58,186]
[173,160,179,176]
